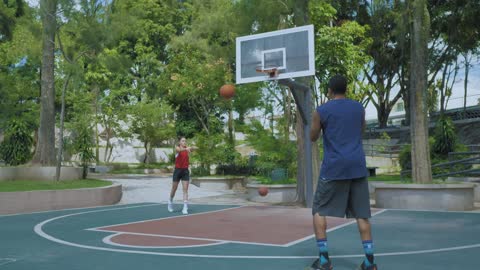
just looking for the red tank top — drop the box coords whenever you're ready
[175,147,189,168]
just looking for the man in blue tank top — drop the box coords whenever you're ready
[309,75,377,270]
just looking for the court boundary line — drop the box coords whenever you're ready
[385,208,480,214]
[34,205,480,259]
[87,205,246,231]
[0,258,17,266]
[95,229,292,247]
[103,233,228,249]
[0,202,156,217]
[283,209,388,247]
[88,205,313,247]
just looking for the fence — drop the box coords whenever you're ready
[401,152,480,180]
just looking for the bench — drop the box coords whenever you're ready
[367,167,378,177]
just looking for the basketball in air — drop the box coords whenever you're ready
[258,186,269,197]
[219,84,235,99]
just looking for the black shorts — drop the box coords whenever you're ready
[312,177,371,219]
[173,168,190,182]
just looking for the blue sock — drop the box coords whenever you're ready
[362,240,374,266]
[316,238,329,265]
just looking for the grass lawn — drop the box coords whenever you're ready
[0,179,112,192]
[369,174,406,182]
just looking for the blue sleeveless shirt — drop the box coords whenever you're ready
[317,99,367,180]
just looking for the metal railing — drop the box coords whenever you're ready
[401,153,480,180]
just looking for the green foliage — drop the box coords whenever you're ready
[0,0,25,42]
[0,179,112,192]
[62,85,95,169]
[399,137,435,171]
[0,8,41,129]
[399,144,412,171]
[160,46,230,136]
[400,135,472,178]
[244,120,297,178]
[0,120,33,165]
[190,132,224,175]
[309,1,372,102]
[128,96,175,163]
[432,116,456,158]
[252,176,297,185]
[69,116,96,179]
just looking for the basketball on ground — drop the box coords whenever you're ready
[258,186,268,197]
[219,84,235,99]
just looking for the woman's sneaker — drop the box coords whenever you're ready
[358,261,377,270]
[182,205,188,215]
[167,202,174,213]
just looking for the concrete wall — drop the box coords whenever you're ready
[191,177,246,191]
[0,184,122,215]
[447,177,480,202]
[374,183,475,211]
[246,183,297,203]
[366,156,400,174]
[0,167,82,181]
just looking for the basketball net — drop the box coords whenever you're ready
[255,67,279,79]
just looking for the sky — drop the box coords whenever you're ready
[365,56,480,119]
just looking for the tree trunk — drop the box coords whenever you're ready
[295,110,306,205]
[93,84,100,163]
[55,74,71,181]
[143,141,149,163]
[32,0,57,166]
[377,106,388,128]
[228,103,234,145]
[463,53,470,115]
[409,0,432,184]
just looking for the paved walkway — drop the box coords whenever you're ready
[96,174,260,206]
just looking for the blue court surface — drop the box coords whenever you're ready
[1,203,479,270]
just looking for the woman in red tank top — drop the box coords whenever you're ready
[167,136,196,215]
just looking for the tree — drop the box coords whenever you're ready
[129,96,174,164]
[32,0,57,166]
[0,0,25,43]
[409,0,432,184]
[363,1,405,128]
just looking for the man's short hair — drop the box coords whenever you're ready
[328,75,347,95]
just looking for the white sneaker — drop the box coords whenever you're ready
[167,202,173,213]
[182,205,188,215]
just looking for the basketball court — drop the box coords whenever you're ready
[1,203,479,270]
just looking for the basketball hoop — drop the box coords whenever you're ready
[255,66,279,79]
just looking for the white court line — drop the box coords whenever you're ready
[87,205,246,231]
[34,206,480,259]
[385,208,480,214]
[0,258,17,266]
[95,229,290,247]
[103,233,228,249]
[89,205,315,247]
[0,202,156,217]
[284,209,388,247]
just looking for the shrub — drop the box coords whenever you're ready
[0,120,33,166]
[243,120,297,178]
[190,165,210,177]
[399,137,435,171]
[432,116,456,158]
